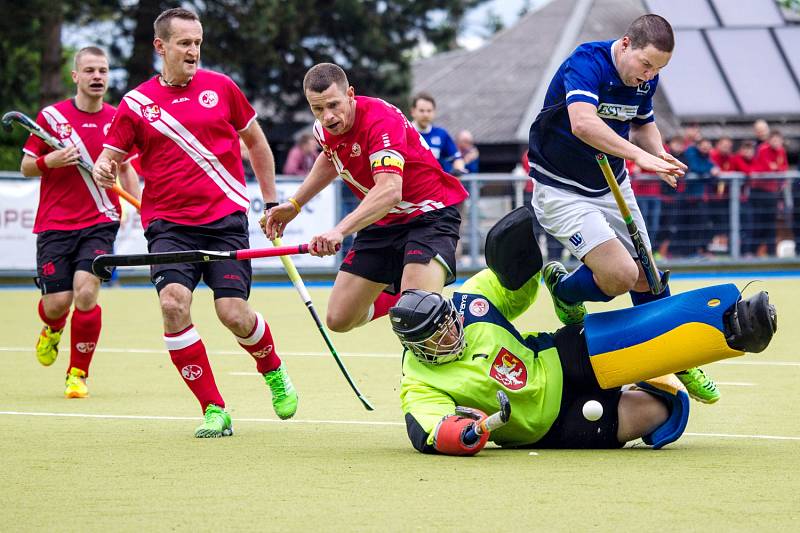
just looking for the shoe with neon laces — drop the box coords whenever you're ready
[194,404,233,438]
[64,367,89,398]
[264,364,298,419]
[676,367,720,404]
[542,261,587,325]
[36,326,62,366]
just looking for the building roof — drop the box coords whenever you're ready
[412,0,800,145]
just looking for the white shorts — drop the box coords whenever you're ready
[531,180,651,260]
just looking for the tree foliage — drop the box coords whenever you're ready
[0,0,489,169]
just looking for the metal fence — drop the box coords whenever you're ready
[1,170,799,278]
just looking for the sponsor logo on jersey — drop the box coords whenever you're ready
[199,90,219,108]
[142,104,161,122]
[351,143,361,157]
[81,123,98,128]
[172,97,190,104]
[251,345,273,359]
[489,348,527,390]
[54,123,73,139]
[596,103,638,122]
[181,364,203,381]
[76,342,96,354]
[569,232,583,247]
[468,298,489,317]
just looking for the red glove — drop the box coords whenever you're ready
[432,411,490,456]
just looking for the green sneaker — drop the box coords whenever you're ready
[676,367,720,404]
[264,364,298,419]
[194,404,233,438]
[542,261,587,325]
[36,326,62,366]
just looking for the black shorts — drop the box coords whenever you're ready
[144,212,251,300]
[36,222,120,294]
[532,325,624,449]
[339,206,461,294]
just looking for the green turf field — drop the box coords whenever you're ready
[2,276,798,531]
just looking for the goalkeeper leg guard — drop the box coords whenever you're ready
[629,375,690,450]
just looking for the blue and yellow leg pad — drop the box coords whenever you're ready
[585,284,744,389]
[630,375,690,449]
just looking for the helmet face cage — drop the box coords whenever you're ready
[401,300,466,365]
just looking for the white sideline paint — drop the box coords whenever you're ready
[1,346,799,365]
[0,411,798,441]
[715,382,756,386]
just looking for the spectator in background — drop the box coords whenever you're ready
[708,136,734,253]
[410,93,466,174]
[753,119,770,144]
[282,133,319,176]
[628,159,662,257]
[680,123,702,150]
[751,130,789,256]
[731,141,757,256]
[455,130,480,174]
[683,138,718,256]
[657,136,688,258]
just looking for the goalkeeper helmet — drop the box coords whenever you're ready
[389,289,465,364]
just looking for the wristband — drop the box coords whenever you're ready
[35,155,49,174]
[288,197,302,213]
[264,202,279,213]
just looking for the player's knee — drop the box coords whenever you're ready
[325,311,356,333]
[43,294,72,318]
[596,268,638,296]
[72,286,98,311]
[159,290,190,323]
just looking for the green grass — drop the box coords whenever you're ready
[2,277,799,531]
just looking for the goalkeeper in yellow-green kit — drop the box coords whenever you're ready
[390,209,777,456]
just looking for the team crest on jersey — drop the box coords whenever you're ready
[351,143,361,157]
[489,348,527,390]
[54,123,72,139]
[468,298,490,317]
[181,364,203,381]
[142,104,161,122]
[636,81,650,95]
[199,90,219,108]
[103,123,111,135]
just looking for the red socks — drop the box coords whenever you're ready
[69,305,102,376]
[164,325,224,411]
[370,292,402,322]
[236,312,281,373]
[38,299,68,331]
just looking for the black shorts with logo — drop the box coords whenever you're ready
[36,222,120,294]
[144,212,251,300]
[532,325,624,449]
[339,206,461,294]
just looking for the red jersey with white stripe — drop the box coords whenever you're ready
[313,96,468,226]
[23,100,122,233]
[104,69,256,227]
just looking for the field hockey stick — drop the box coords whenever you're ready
[1,110,141,211]
[91,243,311,281]
[596,153,668,295]
[462,390,511,443]
[271,236,374,411]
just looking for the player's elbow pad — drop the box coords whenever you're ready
[432,414,490,456]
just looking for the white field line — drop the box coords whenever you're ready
[1,346,798,366]
[715,382,756,386]
[0,346,398,358]
[0,411,798,441]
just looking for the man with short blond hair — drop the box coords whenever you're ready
[20,46,139,398]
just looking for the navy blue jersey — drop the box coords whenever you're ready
[528,40,658,197]
[419,125,461,172]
